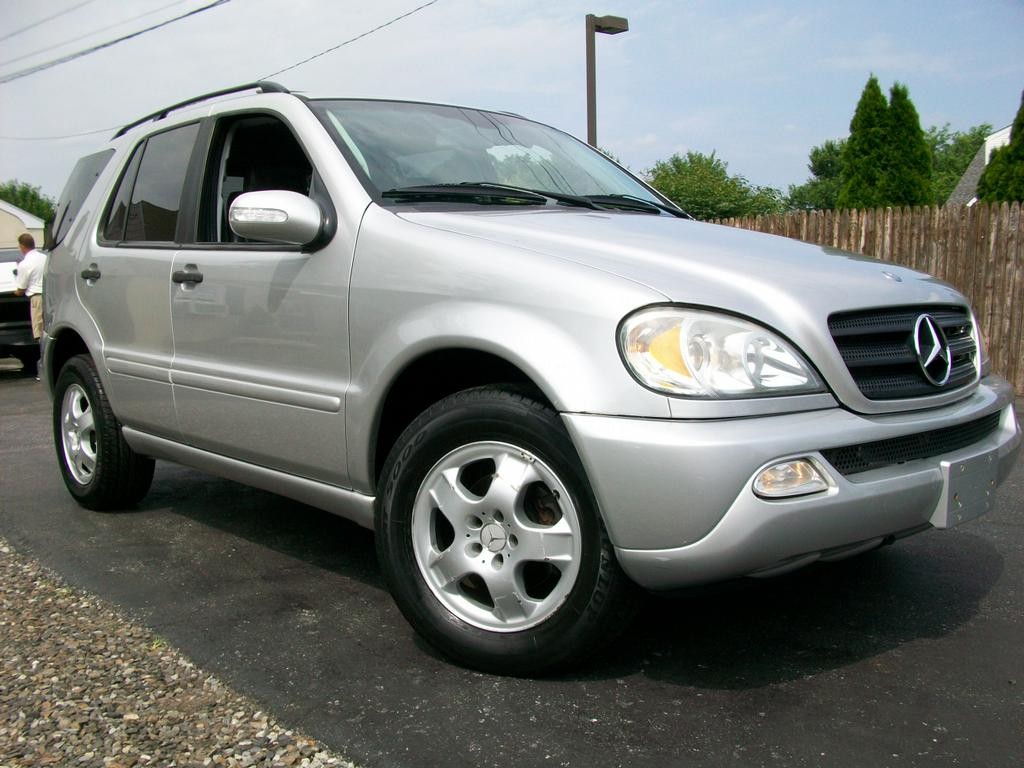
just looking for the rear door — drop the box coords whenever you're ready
[169,112,351,485]
[79,122,200,437]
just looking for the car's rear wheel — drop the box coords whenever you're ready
[53,354,154,510]
[377,386,637,676]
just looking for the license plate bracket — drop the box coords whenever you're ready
[930,449,999,529]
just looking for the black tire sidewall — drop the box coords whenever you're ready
[52,354,152,510]
[378,389,619,675]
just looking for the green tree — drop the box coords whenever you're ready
[0,179,56,224]
[646,151,784,221]
[837,75,890,209]
[786,138,846,210]
[927,123,991,203]
[882,83,932,205]
[977,91,1024,202]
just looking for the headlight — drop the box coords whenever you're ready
[619,307,823,398]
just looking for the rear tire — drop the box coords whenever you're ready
[53,354,154,510]
[377,385,637,676]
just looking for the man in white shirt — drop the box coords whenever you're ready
[13,232,47,379]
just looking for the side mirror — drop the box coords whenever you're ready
[228,190,324,246]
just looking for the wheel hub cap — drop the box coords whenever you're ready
[480,522,507,553]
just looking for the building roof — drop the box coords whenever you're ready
[946,124,1012,206]
[0,198,45,229]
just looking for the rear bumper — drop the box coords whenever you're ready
[564,377,1021,590]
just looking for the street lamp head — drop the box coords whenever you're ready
[589,14,629,34]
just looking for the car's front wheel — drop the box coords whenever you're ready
[377,386,637,676]
[53,354,154,510]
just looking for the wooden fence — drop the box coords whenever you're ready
[715,202,1024,394]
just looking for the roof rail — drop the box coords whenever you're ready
[113,81,290,139]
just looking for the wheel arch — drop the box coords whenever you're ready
[46,326,91,388]
[370,347,553,486]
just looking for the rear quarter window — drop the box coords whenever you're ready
[49,149,114,248]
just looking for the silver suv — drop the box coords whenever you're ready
[44,83,1021,675]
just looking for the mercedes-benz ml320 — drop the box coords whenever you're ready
[43,83,1021,675]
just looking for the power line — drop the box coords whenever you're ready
[0,0,98,44]
[0,126,117,142]
[0,0,442,140]
[0,0,232,85]
[0,0,191,70]
[262,0,440,79]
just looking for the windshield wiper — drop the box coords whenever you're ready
[381,184,548,205]
[583,193,691,218]
[467,183,601,210]
[381,182,602,210]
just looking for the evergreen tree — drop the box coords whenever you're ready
[977,91,1024,202]
[883,83,932,205]
[837,75,889,209]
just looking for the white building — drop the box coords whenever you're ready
[0,199,45,248]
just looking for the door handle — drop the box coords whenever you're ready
[80,265,101,281]
[172,267,204,284]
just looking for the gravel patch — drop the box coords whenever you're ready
[0,538,359,768]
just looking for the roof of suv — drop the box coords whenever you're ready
[114,81,292,138]
[114,81,527,142]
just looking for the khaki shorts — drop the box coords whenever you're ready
[30,294,43,339]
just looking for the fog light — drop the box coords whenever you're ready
[753,459,829,499]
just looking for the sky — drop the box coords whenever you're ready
[1,0,1022,199]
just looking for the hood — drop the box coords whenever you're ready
[397,208,968,389]
[397,208,961,311]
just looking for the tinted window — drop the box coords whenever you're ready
[124,123,200,242]
[50,149,114,248]
[102,145,143,242]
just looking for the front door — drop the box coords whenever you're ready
[169,114,351,485]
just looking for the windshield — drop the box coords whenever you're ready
[310,100,662,205]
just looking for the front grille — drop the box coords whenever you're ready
[820,411,1000,476]
[829,306,978,400]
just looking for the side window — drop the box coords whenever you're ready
[49,149,114,249]
[198,115,314,243]
[102,145,143,242]
[97,122,200,244]
[125,122,200,242]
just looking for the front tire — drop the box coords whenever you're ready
[53,354,154,510]
[377,386,637,676]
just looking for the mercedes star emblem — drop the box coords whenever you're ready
[913,314,953,386]
[480,523,508,553]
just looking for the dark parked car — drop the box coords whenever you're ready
[0,248,37,371]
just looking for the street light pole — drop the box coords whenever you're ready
[585,13,628,147]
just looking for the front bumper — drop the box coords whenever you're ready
[563,376,1021,590]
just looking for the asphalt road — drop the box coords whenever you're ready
[2,366,1022,768]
